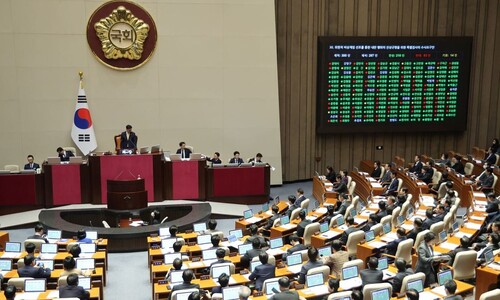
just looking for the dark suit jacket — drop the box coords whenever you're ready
[176,148,192,159]
[298,260,324,284]
[446,246,469,265]
[480,174,495,188]
[486,199,500,214]
[243,248,265,262]
[333,182,347,194]
[340,226,360,245]
[486,153,497,165]
[245,235,267,248]
[387,179,399,194]
[386,204,396,216]
[27,234,49,243]
[380,170,392,184]
[386,237,406,256]
[407,228,423,242]
[17,265,51,278]
[410,161,423,174]
[170,282,200,300]
[371,167,382,178]
[415,242,436,286]
[376,209,388,220]
[335,201,351,216]
[265,214,281,230]
[285,203,300,217]
[249,263,276,291]
[295,195,306,208]
[443,296,463,300]
[59,285,90,300]
[207,158,222,164]
[286,244,308,255]
[296,220,312,237]
[422,218,434,230]
[59,150,75,162]
[360,268,383,285]
[418,172,433,184]
[229,158,244,164]
[452,162,465,175]
[271,290,300,300]
[120,131,138,150]
[24,163,40,170]
[392,269,414,293]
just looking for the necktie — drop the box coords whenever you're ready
[30,164,33,169]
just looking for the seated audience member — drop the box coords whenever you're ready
[376,201,388,219]
[241,239,265,268]
[323,205,336,226]
[371,161,382,178]
[270,277,299,300]
[323,240,349,278]
[211,272,230,294]
[57,146,75,162]
[210,248,231,267]
[396,187,409,206]
[384,172,399,196]
[238,286,252,300]
[485,148,497,165]
[475,221,500,248]
[263,205,281,231]
[296,209,311,238]
[69,244,82,258]
[27,224,48,243]
[392,258,414,293]
[169,269,200,300]
[476,167,495,191]
[204,219,218,234]
[386,228,407,257]
[363,214,380,232]
[485,193,500,214]
[340,216,359,245]
[248,153,264,164]
[334,193,351,216]
[327,278,340,293]
[422,209,435,230]
[176,142,192,159]
[17,255,51,278]
[431,171,449,192]
[207,152,222,165]
[478,233,500,261]
[332,175,347,194]
[188,291,201,300]
[61,256,84,276]
[386,196,397,215]
[286,234,308,257]
[436,153,450,165]
[407,218,424,242]
[298,247,324,284]
[409,155,423,174]
[450,155,464,175]
[166,258,183,281]
[443,280,463,300]
[446,236,471,265]
[249,252,275,291]
[433,204,446,222]
[406,289,419,300]
[284,195,300,217]
[351,290,363,300]
[443,199,452,213]
[59,273,90,300]
[339,169,349,185]
[3,285,16,300]
[325,166,337,183]
[77,229,92,243]
[245,224,267,248]
[294,188,306,208]
[418,166,433,184]
[360,256,383,285]
[168,225,179,238]
[24,155,40,170]
[229,151,244,164]
[379,162,393,185]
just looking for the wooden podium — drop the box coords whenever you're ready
[107,179,147,210]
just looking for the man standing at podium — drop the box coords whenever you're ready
[120,125,138,151]
[24,155,40,170]
[176,142,192,158]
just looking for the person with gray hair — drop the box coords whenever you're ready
[238,286,251,300]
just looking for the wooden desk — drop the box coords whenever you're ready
[476,253,500,300]
[0,232,9,250]
[163,160,206,200]
[234,202,289,231]
[350,171,384,202]
[312,176,337,204]
[0,287,101,300]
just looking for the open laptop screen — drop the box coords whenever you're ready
[24,279,46,292]
[0,259,12,271]
[437,270,453,286]
[318,246,332,258]
[78,277,92,290]
[306,272,324,288]
[377,257,388,270]
[170,270,184,283]
[229,229,243,239]
[286,253,302,266]
[80,243,96,253]
[407,279,424,293]
[342,266,358,280]
[238,244,252,255]
[86,231,98,240]
[197,234,212,245]
[280,215,290,225]
[5,242,21,252]
[164,253,182,264]
[193,223,207,232]
[76,258,95,270]
[265,279,280,295]
[270,238,283,249]
[41,243,58,254]
[212,264,231,279]
[243,210,253,219]
[202,249,217,261]
[46,230,61,240]
[371,288,390,300]
[222,286,242,300]
[320,222,329,233]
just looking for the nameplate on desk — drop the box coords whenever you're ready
[158,280,167,285]
[200,275,210,280]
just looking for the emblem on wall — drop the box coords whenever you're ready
[87,1,157,70]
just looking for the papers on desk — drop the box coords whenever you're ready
[417,182,427,186]
[46,291,60,299]
[188,261,205,269]
[369,203,380,209]
[464,222,482,230]
[354,218,366,225]
[486,262,500,270]
[475,206,486,212]
[367,177,377,182]
[380,232,398,242]
[454,232,472,238]
[339,277,362,290]
[321,231,342,239]
[281,224,296,230]
[287,264,302,274]
[401,224,415,231]
[438,242,458,250]
[474,192,487,198]
[324,182,333,187]
[367,241,387,249]
[338,225,348,231]
[221,240,244,248]
[315,207,328,214]
[265,211,273,216]
[421,196,435,206]
[198,244,213,250]
[370,182,382,188]
[245,217,262,224]
[306,216,317,221]
[359,172,369,176]
[301,285,330,296]
[430,286,447,297]
[359,210,371,217]
[79,253,94,258]
[15,292,42,299]
[382,270,396,280]
[39,254,56,260]
[266,248,286,256]
[471,215,486,221]
[416,209,427,216]
[419,291,444,300]
[129,221,144,227]
[1,252,21,259]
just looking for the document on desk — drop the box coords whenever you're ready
[354,218,366,225]
[245,217,262,224]
[380,232,398,242]
[16,292,42,299]
[471,215,486,221]
[454,232,472,238]
[315,207,328,214]
[430,286,447,297]
[370,182,382,188]
[367,241,387,249]
[302,285,330,296]
[46,291,60,299]
[281,224,296,230]
[287,264,302,274]
[401,224,415,231]
[367,177,377,182]
[221,240,244,248]
[369,203,380,209]
[321,231,342,239]
[464,222,482,230]
[438,242,458,250]
[306,216,317,221]
[419,291,444,300]
[266,248,286,256]
[339,278,362,290]
[475,206,486,212]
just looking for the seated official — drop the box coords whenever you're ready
[210,248,231,267]
[371,160,382,178]
[475,167,494,191]
[386,196,397,215]
[3,285,16,300]
[407,218,424,242]
[362,214,380,232]
[326,278,340,295]
[485,148,497,165]
[446,236,471,265]
[285,234,307,258]
[59,273,90,300]
[409,155,423,174]
[296,209,311,238]
[376,201,388,219]
[24,155,40,170]
[57,147,75,162]
[477,233,500,261]
[249,252,275,291]
[176,142,192,159]
[386,228,407,257]
[169,269,200,300]
[392,259,414,293]
[379,163,393,185]
[229,151,244,164]
[211,272,230,294]
[294,188,306,208]
[406,289,419,300]
[263,205,281,231]
[169,225,179,238]
[334,193,351,216]
[396,187,409,206]
[322,240,349,278]
[27,223,48,243]
[77,229,92,243]
[120,124,138,151]
[418,166,433,184]
[384,172,399,196]
[322,205,336,226]
[421,209,436,230]
[69,244,81,258]
[241,239,265,268]
[245,224,267,248]
[351,290,363,300]
[239,286,252,300]
[485,193,500,214]
[360,257,383,285]
[433,204,446,222]
[298,247,324,284]
[284,195,300,217]
[332,175,347,194]
[325,166,336,183]
[203,219,219,235]
[443,280,463,300]
[449,155,465,175]
[270,277,299,300]
[248,153,264,164]
[165,258,183,281]
[61,256,84,277]
[17,255,51,278]
[340,216,359,245]
[207,152,222,165]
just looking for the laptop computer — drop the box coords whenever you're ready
[38,259,54,270]
[286,253,303,273]
[397,215,405,226]
[212,264,231,279]
[151,145,161,153]
[80,243,96,256]
[243,209,253,220]
[238,243,253,255]
[262,202,269,212]
[336,215,345,226]
[340,266,362,290]
[222,286,243,300]
[78,277,92,290]
[341,266,359,280]
[47,157,60,165]
[76,258,95,270]
[437,269,453,286]
[161,238,178,249]
[452,221,459,232]
[86,231,98,241]
[371,288,391,300]
[350,209,357,218]
[190,153,203,160]
[202,249,217,262]
[169,270,184,283]
[169,154,181,161]
[24,278,46,293]
[40,243,58,259]
[0,259,12,273]
[382,222,391,235]
[270,238,284,249]
[229,229,243,239]
[407,278,424,292]
[176,291,195,300]
[439,230,448,243]
[318,246,332,258]
[139,147,150,154]
[164,253,182,264]
[407,207,414,219]
[484,249,494,264]
[20,169,36,174]
[250,260,262,272]
[69,156,84,164]
[193,223,207,232]
[320,222,329,233]
[197,234,212,245]
[365,230,376,242]
[5,242,21,253]
[227,234,238,243]
[159,228,170,237]
[377,257,395,278]
[46,229,62,241]
[306,273,327,294]
[264,278,281,295]
[280,215,290,226]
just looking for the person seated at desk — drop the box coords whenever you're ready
[322,205,336,227]
[248,153,264,164]
[360,257,383,285]
[203,219,219,235]
[59,273,90,300]
[376,201,388,219]
[433,204,446,222]
[27,223,48,243]
[475,167,495,191]
[270,277,299,300]
[384,172,399,196]
[17,242,36,267]
[396,187,409,207]
[151,210,161,225]
[169,225,179,238]
[477,233,500,261]
[57,146,75,162]
[241,239,265,268]
[431,170,449,192]
[409,155,423,174]
[3,285,16,300]
[449,155,465,175]
[284,195,300,217]
[442,199,452,213]
[239,286,252,300]
[445,236,471,265]
[386,196,397,215]
[176,142,192,159]
[69,244,81,258]
[418,166,433,184]
[422,209,436,230]
[323,240,349,278]
[285,234,308,258]
[485,148,497,165]
[334,193,351,216]
[120,124,138,151]
[392,258,414,293]
[351,290,363,300]
[406,289,419,300]
[263,205,281,231]
[298,247,324,284]
[379,162,393,186]
[486,193,500,214]
[210,248,231,267]
[169,269,200,300]
[61,256,84,276]
[77,229,93,243]
[207,152,222,165]
[436,153,450,166]
[249,252,275,291]
[332,175,348,194]
[371,160,382,178]
[363,214,380,232]
[165,258,183,281]
[211,272,230,294]
[325,165,336,183]
[24,154,40,170]
[17,255,51,278]
[245,224,267,248]
[294,188,306,208]
[386,228,407,257]
[296,209,311,238]
[407,218,424,242]
[474,221,500,248]
[443,280,463,300]
[229,151,244,164]
[340,216,359,245]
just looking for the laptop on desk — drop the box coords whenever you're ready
[47,157,60,165]
[377,257,395,279]
[339,266,362,290]
[270,237,283,249]
[40,243,58,259]
[78,277,92,290]
[164,253,182,264]
[69,156,84,164]
[212,264,231,279]
[46,229,62,242]
[318,246,332,258]
[370,288,391,300]
[24,278,46,293]
[76,258,95,270]
[139,147,150,154]
[202,249,217,265]
[264,278,281,296]
[197,234,212,246]
[151,145,161,153]
[169,154,181,161]
[193,222,207,233]
[222,285,243,300]
[407,278,424,293]
[190,153,203,160]
[250,260,262,272]
[37,259,54,270]
[238,243,252,255]
[304,272,329,295]
[286,253,303,273]
[0,259,12,276]
[229,229,243,239]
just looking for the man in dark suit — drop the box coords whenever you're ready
[443,280,463,300]
[24,155,40,170]
[263,205,281,231]
[120,124,138,151]
[17,255,51,278]
[27,224,48,243]
[334,193,351,216]
[332,175,348,194]
[294,188,306,208]
[340,216,359,245]
[433,205,446,222]
[284,195,300,217]
[59,273,90,300]
[418,166,433,184]
[360,257,383,285]
[392,258,414,293]
[211,273,230,294]
[371,161,382,178]
[385,172,399,196]
[245,224,267,248]
[376,201,388,220]
[176,142,192,159]
[379,163,393,185]
[169,269,200,300]
[210,248,231,267]
[486,193,500,214]
[298,247,324,284]
[241,239,265,268]
[450,155,465,175]
[386,228,407,257]
[445,236,470,265]
[485,148,497,165]
[322,205,336,227]
[249,252,275,291]
[296,210,311,238]
[207,152,222,165]
[362,214,380,232]
[57,147,74,162]
[409,155,423,174]
[422,209,436,230]
[229,151,244,164]
[285,234,307,257]
[3,285,16,300]
[407,218,424,243]
[248,153,264,164]
[271,277,299,300]
[415,232,439,287]
[477,168,495,192]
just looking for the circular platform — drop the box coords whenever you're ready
[38,202,211,252]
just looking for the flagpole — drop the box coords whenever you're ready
[79,71,84,89]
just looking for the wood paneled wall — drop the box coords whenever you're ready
[275,0,500,182]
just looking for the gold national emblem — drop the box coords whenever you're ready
[94,6,149,60]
